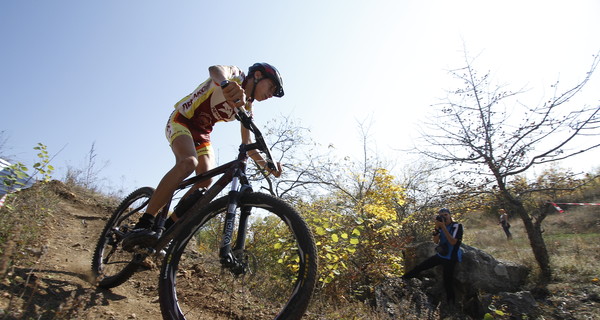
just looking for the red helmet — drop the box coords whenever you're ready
[248,63,284,97]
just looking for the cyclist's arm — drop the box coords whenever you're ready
[209,65,245,108]
[208,65,230,84]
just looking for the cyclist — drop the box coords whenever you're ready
[123,63,284,249]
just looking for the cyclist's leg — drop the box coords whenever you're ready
[167,146,215,224]
[122,134,198,248]
[145,134,198,217]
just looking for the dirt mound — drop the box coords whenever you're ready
[0,182,287,319]
[2,181,598,319]
[0,182,164,319]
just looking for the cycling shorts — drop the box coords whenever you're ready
[165,110,213,157]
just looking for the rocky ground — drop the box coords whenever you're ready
[0,185,168,319]
[1,182,599,319]
[0,182,319,320]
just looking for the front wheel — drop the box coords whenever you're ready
[91,187,154,288]
[159,192,318,320]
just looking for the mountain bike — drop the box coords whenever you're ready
[91,100,318,320]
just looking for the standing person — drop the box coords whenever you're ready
[402,208,464,304]
[498,209,512,240]
[123,63,285,249]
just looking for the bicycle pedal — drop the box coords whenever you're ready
[122,229,159,251]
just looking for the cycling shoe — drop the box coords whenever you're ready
[122,228,159,251]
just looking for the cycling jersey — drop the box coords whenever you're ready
[165,66,247,155]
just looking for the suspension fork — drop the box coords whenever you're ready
[219,171,253,270]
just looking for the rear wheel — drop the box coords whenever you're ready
[91,187,154,288]
[159,192,318,320]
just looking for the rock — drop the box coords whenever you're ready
[374,277,439,320]
[457,244,529,294]
[404,242,529,295]
[397,242,534,319]
[480,291,540,319]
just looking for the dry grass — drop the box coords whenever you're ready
[462,205,600,283]
[0,183,60,272]
[2,181,598,319]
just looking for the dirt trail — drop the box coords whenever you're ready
[1,187,164,319]
[5,182,599,319]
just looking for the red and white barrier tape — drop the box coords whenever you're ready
[554,203,600,206]
[548,202,565,213]
[547,202,600,213]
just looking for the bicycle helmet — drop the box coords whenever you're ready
[248,62,284,98]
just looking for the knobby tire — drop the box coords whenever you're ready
[91,187,154,288]
[159,192,318,320]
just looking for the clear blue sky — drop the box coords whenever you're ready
[1,0,599,193]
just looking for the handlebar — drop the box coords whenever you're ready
[220,80,277,171]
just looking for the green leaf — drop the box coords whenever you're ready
[315,227,326,236]
[15,171,28,179]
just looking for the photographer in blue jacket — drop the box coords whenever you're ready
[402,208,464,304]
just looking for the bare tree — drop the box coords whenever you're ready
[299,117,394,203]
[417,50,600,283]
[253,115,397,207]
[246,114,333,201]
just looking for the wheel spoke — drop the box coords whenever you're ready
[159,193,317,319]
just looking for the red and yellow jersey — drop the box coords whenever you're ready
[170,65,246,143]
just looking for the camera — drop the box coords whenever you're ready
[435,215,446,223]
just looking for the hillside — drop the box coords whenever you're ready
[1,181,599,319]
[0,181,166,319]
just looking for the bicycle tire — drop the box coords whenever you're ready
[159,192,318,320]
[91,186,154,288]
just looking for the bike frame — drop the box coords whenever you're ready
[126,101,275,273]
[139,140,264,271]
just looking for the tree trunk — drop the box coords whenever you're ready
[508,200,552,284]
